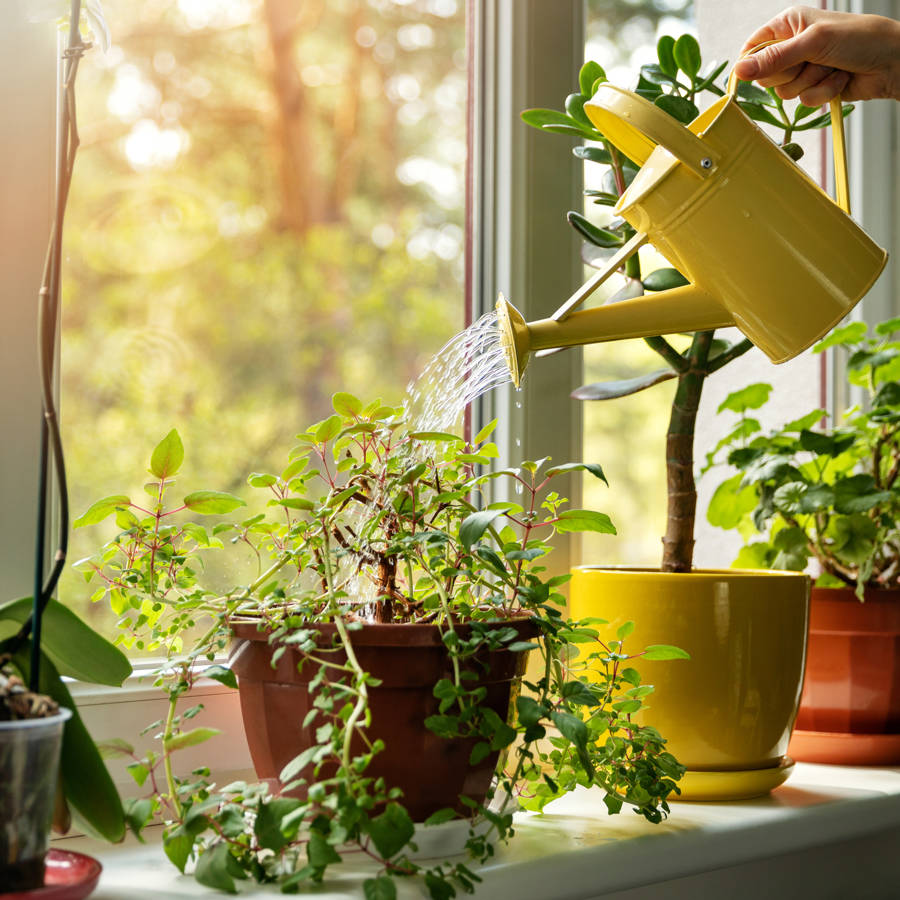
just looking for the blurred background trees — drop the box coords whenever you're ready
[61,0,693,633]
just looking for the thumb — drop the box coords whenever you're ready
[735,33,821,81]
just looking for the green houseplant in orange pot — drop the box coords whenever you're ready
[518,37,832,798]
[75,397,686,898]
[707,319,900,765]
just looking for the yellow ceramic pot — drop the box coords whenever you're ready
[570,567,810,800]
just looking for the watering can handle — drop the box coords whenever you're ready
[728,39,851,215]
[584,86,721,177]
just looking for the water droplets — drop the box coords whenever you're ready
[404,310,512,433]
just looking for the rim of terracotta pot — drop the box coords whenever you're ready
[810,585,900,603]
[229,614,536,647]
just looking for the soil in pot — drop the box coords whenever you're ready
[790,586,900,765]
[229,619,532,822]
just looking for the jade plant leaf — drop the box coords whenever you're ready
[571,370,677,402]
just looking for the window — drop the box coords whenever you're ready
[57,0,467,644]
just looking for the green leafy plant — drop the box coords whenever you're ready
[706,319,900,598]
[521,36,853,573]
[77,397,687,897]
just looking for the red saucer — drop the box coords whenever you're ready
[2,849,101,900]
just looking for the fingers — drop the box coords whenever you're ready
[796,68,851,105]
[740,29,827,82]
[763,62,835,97]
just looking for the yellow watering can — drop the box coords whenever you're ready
[497,43,888,388]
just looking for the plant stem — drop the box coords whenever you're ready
[661,330,713,572]
[163,685,182,818]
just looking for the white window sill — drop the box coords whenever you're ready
[56,763,900,898]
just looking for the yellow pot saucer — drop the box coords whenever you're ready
[673,757,795,802]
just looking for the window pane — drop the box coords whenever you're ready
[61,0,466,644]
[581,0,694,568]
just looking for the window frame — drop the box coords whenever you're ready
[1,1,585,792]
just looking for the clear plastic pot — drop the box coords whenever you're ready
[0,707,71,891]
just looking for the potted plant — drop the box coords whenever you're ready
[707,319,900,765]
[0,2,128,889]
[516,35,851,798]
[75,398,688,897]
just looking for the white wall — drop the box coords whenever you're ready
[0,12,56,601]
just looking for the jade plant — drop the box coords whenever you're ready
[521,35,852,572]
[77,396,687,897]
[706,319,900,598]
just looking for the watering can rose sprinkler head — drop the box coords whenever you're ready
[496,294,530,389]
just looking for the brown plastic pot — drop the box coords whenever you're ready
[228,619,533,822]
[789,586,900,765]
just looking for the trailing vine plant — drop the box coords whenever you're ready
[521,35,853,573]
[80,396,687,897]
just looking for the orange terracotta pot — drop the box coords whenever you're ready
[228,619,531,822]
[789,586,900,765]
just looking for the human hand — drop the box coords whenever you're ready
[733,6,900,105]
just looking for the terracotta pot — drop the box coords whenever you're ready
[789,586,900,765]
[228,619,532,822]
[570,568,810,800]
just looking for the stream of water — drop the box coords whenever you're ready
[403,309,512,434]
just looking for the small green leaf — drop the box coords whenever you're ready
[315,414,342,443]
[567,211,623,248]
[814,321,867,351]
[424,808,457,826]
[573,145,613,165]
[737,101,784,127]
[364,876,398,900]
[516,696,544,728]
[579,60,606,96]
[616,620,635,641]
[555,509,617,535]
[332,391,362,416]
[459,509,506,549]
[307,829,342,869]
[183,491,246,515]
[673,33,701,79]
[643,644,691,660]
[572,370,677,401]
[656,35,677,77]
[717,383,772,414]
[364,803,415,860]
[204,665,238,689]
[706,474,758,529]
[565,93,593,129]
[194,842,237,894]
[470,741,492,765]
[150,429,184,480]
[164,727,221,753]
[654,94,699,124]
[73,495,132,528]
[408,431,465,443]
[247,472,277,488]
[545,461,609,484]
[163,829,193,873]
[124,797,154,837]
[520,107,577,130]
[642,267,689,291]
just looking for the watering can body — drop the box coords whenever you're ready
[497,76,887,387]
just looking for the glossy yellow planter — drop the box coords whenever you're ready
[570,568,810,800]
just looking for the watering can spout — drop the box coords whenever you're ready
[496,287,734,388]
